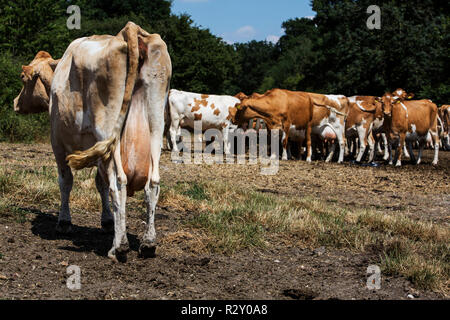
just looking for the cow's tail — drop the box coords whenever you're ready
[66,22,145,170]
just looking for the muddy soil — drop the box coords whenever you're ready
[0,143,448,300]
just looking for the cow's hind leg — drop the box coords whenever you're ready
[95,169,114,233]
[55,157,74,234]
[407,140,417,164]
[104,143,129,263]
[140,132,163,258]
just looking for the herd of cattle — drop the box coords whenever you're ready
[11,23,449,262]
[166,88,449,167]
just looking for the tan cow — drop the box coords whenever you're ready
[439,105,450,150]
[13,51,59,113]
[308,93,349,163]
[345,96,384,162]
[379,92,439,166]
[39,22,169,262]
[231,88,314,161]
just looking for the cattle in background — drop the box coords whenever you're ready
[48,22,171,262]
[308,93,349,163]
[380,92,439,166]
[13,51,59,114]
[168,89,239,154]
[231,89,314,161]
[439,105,450,150]
[345,96,384,163]
[235,92,266,131]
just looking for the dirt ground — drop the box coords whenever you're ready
[0,142,448,300]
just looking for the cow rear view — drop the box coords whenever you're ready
[50,22,172,262]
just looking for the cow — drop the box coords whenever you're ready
[308,93,349,163]
[46,22,171,262]
[167,89,239,154]
[286,93,349,163]
[379,92,439,166]
[13,51,59,114]
[345,96,384,163]
[235,92,265,131]
[231,88,314,161]
[439,105,450,150]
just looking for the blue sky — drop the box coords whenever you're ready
[171,0,315,44]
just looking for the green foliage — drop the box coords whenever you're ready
[0,0,448,142]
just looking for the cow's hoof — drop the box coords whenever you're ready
[139,241,157,259]
[56,221,73,234]
[101,220,114,234]
[108,244,129,263]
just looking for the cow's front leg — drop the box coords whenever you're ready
[95,169,114,233]
[223,126,231,155]
[367,134,376,163]
[281,128,289,160]
[382,133,389,161]
[305,124,312,162]
[356,124,367,162]
[395,133,406,167]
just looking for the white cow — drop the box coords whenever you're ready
[49,22,172,262]
[168,89,239,154]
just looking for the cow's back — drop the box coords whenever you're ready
[50,35,128,152]
[404,100,438,136]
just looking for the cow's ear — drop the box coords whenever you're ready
[375,97,382,102]
[138,36,148,60]
[49,59,60,72]
[22,65,34,79]
[406,93,414,99]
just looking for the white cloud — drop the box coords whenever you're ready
[266,35,280,44]
[222,25,257,44]
[304,15,315,20]
[236,25,257,38]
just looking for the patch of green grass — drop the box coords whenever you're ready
[189,207,266,254]
[176,182,209,201]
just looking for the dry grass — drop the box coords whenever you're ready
[0,144,448,294]
[159,179,449,293]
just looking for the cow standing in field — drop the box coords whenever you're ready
[380,92,439,166]
[13,51,59,114]
[15,22,172,262]
[345,96,385,163]
[231,89,314,161]
[167,89,239,154]
[439,105,450,150]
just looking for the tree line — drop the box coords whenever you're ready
[0,0,448,142]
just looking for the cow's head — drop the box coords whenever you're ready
[235,92,249,101]
[393,88,414,100]
[378,93,397,116]
[13,51,59,114]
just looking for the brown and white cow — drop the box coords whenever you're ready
[379,92,439,166]
[167,89,239,154]
[231,88,314,161]
[308,93,349,163]
[31,22,171,262]
[345,96,384,162]
[439,105,450,150]
[13,51,59,114]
